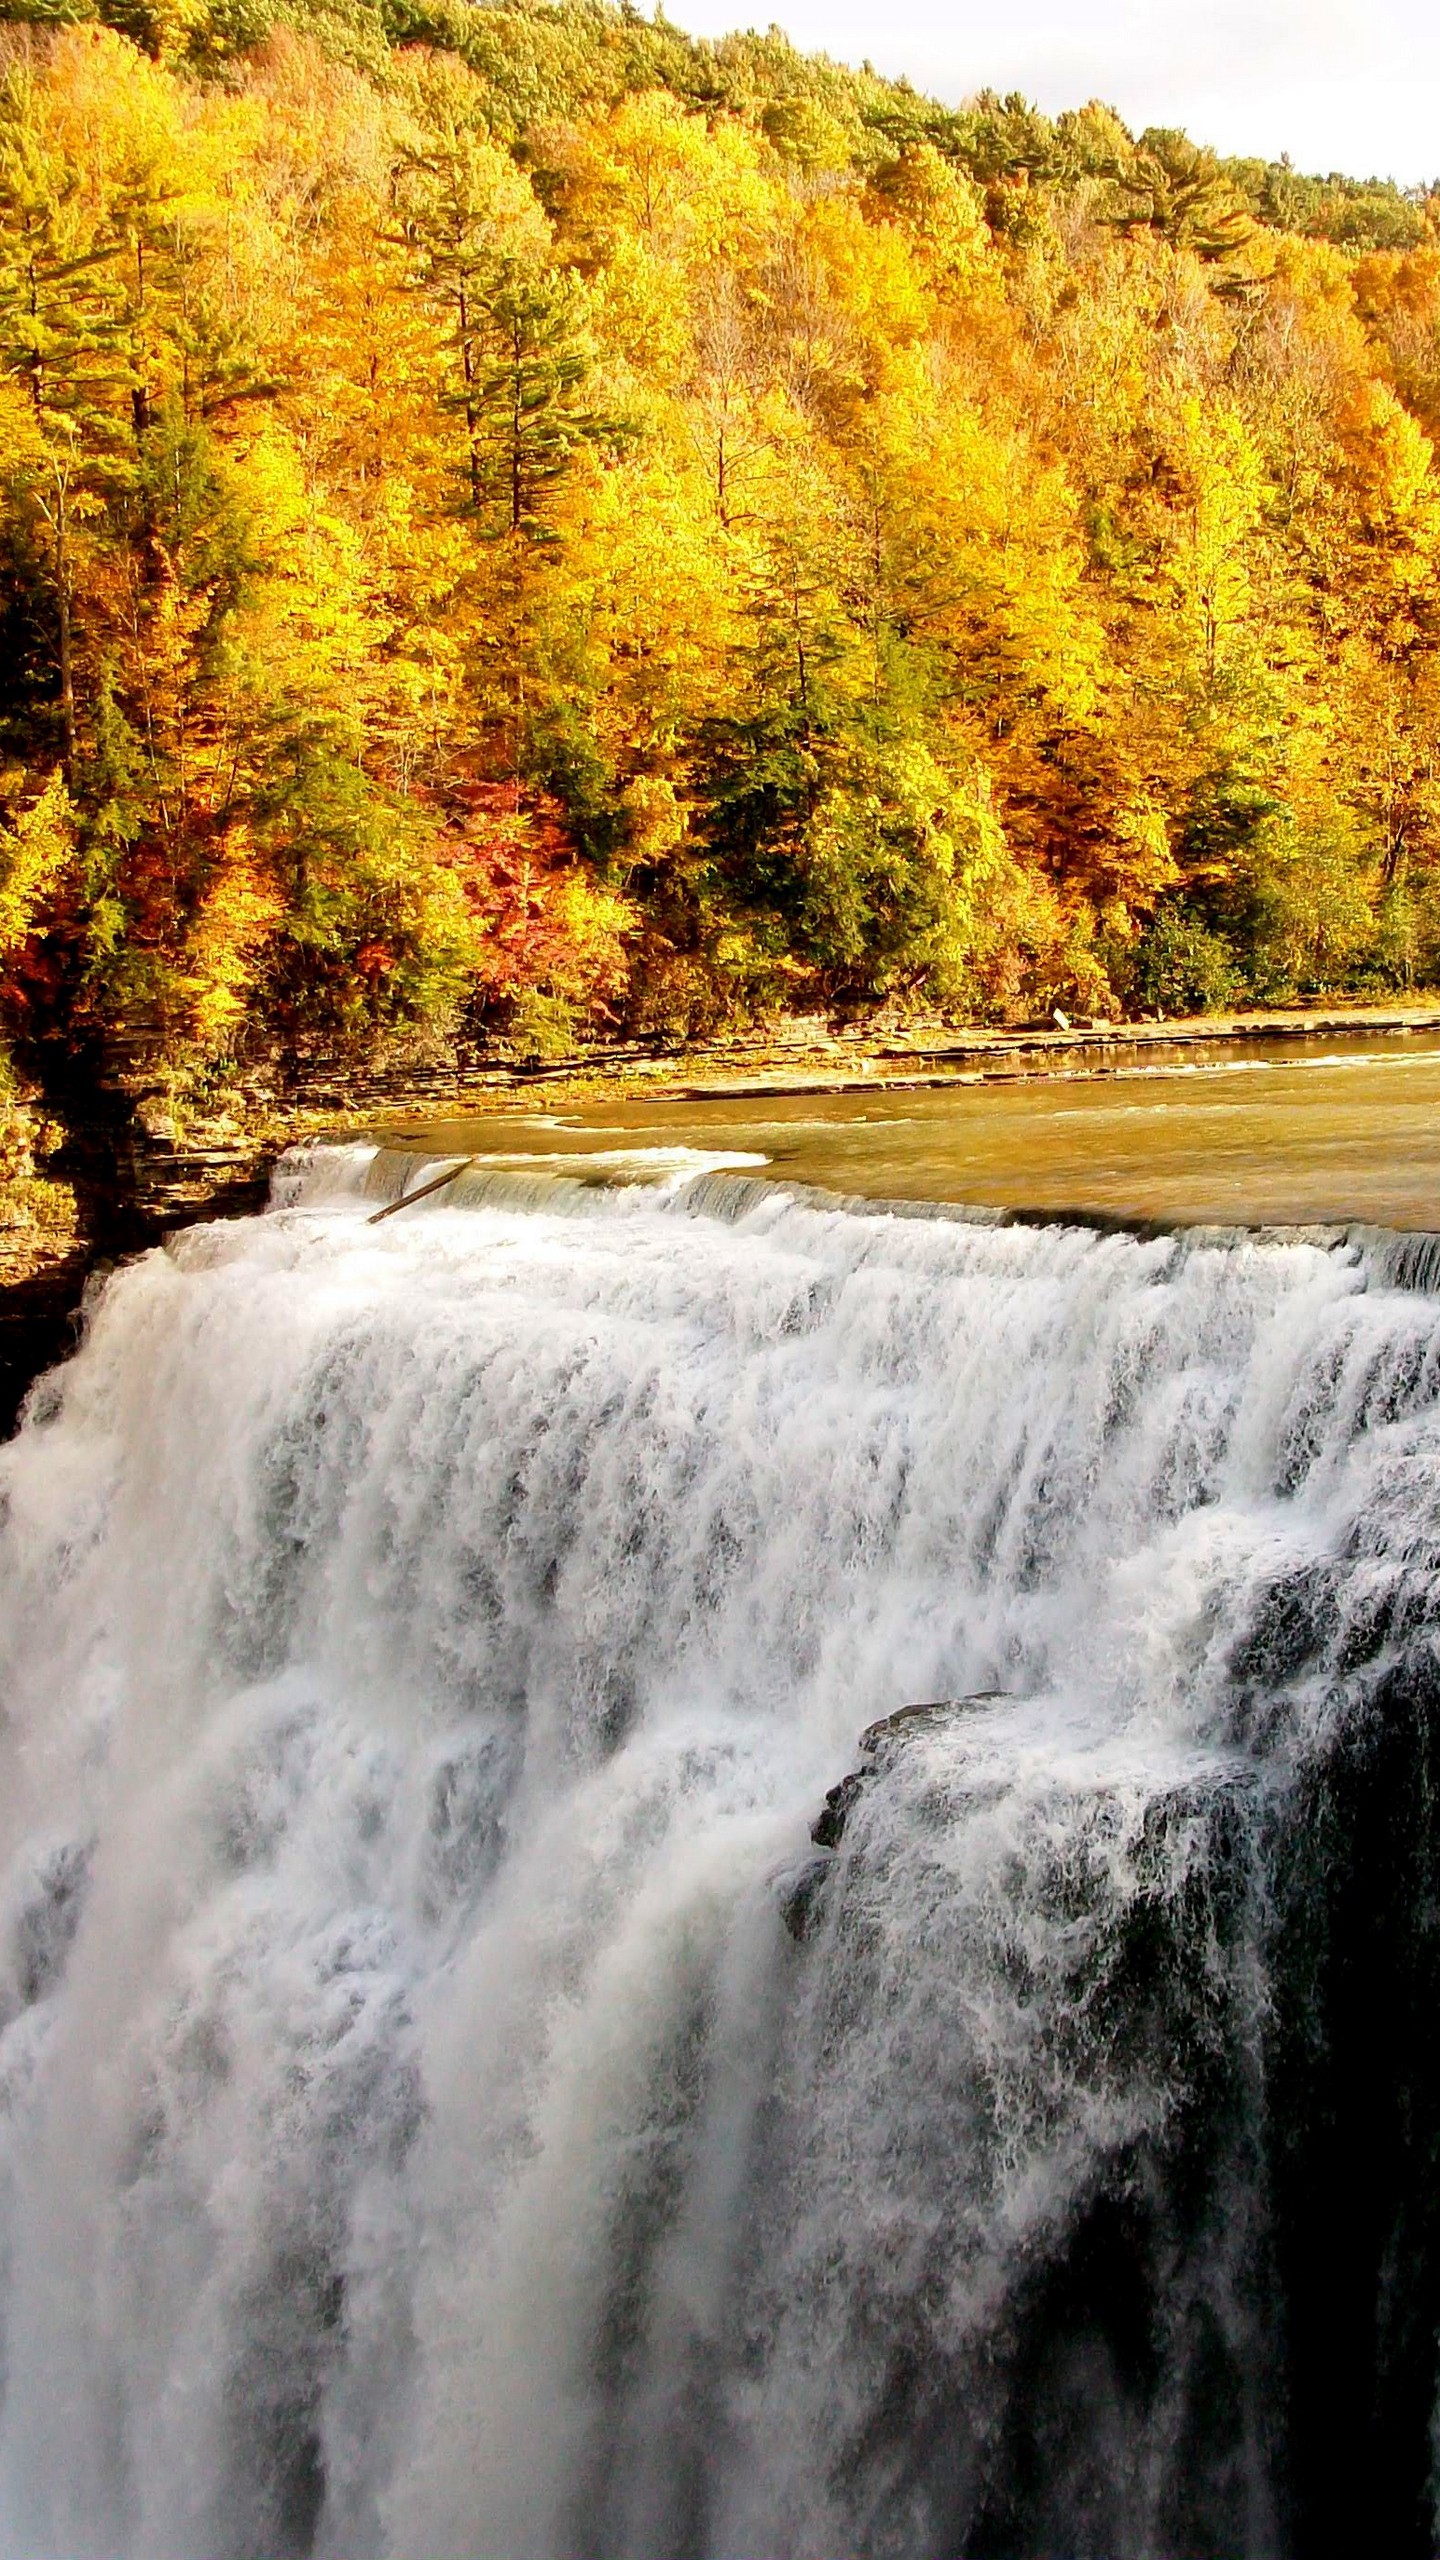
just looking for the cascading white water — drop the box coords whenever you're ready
[1,1147,1439,2559]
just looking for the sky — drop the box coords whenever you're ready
[666,0,1437,186]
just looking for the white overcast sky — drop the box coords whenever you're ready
[667,0,1437,185]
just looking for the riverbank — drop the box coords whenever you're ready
[6,994,1440,1432]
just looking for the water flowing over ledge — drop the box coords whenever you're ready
[1,1151,1440,2557]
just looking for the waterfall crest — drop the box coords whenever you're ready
[1,1151,1439,2558]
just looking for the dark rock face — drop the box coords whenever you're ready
[0,1251,92,1439]
[775,1855,833,1943]
[778,1672,1440,2560]
[0,1127,270,1439]
[809,1770,867,1851]
[808,1695,1014,1853]
[786,1697,1017,1942]
[857,1693,1011,1758]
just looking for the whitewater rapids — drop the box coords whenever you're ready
[1,1146,1439,2558]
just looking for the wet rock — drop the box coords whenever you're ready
[11,1835,91,2011]
[775,1856,833,1943]
[785,1696,1016,1943]
[810,1771,867,1850]
[811,1695,1011,1850]
[856,1692,1011,1764]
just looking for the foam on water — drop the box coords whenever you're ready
[0,1152,1438,2555]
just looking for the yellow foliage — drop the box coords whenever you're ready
[867,146,988,289]
[8,14,1440,1050]
[570,92,771,268]
[0,775,76,960]
[1340,378,1436,524]
[1158,396,1268,678]
[181,838,285,1052]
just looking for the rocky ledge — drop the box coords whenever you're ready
[0,1128,272,1438]
[778,1695,1012,1941]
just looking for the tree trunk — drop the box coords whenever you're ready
[457,282,483,512]
[54,495,76,782]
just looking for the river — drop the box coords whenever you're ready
[381,1025,1440,1229]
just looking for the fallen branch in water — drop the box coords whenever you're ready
[367,1156,478,1224]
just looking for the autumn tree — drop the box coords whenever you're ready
[3,2,1440,1100]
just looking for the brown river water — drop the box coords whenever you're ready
[381,1028,1440,1230]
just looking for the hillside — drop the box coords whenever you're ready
[4,0,1440,1211]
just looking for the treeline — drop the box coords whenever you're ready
[4,0,1440,1144]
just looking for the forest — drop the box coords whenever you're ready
[4,0,1440,1176]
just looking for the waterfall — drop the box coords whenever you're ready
[1,1147,1439,2559]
